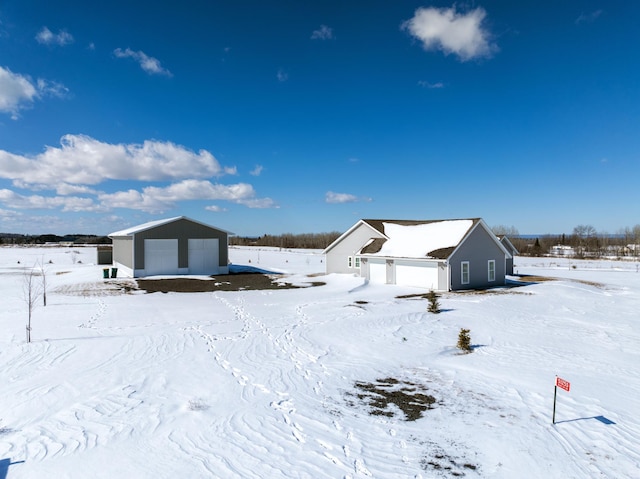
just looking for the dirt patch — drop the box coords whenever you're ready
[346,377,437,421]
[420,448,479,477]
[137,273,325,293]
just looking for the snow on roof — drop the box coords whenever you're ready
[108,216,183,237]
[368,219,474,258]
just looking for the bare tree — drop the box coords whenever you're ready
[491,225,519,237]
[572,225,597,257]
[23,265,42,343]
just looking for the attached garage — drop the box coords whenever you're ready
[368,259,387,284]
[395,260,439,289]
[108,216,232,278]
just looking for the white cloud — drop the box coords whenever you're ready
[0,66,37,119]
[55,183,99,196]
[113,48,172,77]
[576,10,603,24]
[277,69,288,82]
[418,80,444,89]
[250,165,264,176]
[98,180,276,213]
[0,207,21,218]
[311,25,333,40]
[0,189,101,212]
[0,66,68,119]
[325,191,357,204]
[36,78,69,98]
[0,134,233,187]
[0,137,275,214]
[35,26,74,46]
[402,6,497,61]
[236,197,278,209]
[205,205,227,212]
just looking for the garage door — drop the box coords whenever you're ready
[368,260,387,284]
[188,238,219,275]
[144,239,178,276]
[395,262,439,289]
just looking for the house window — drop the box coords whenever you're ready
[354,257,361,268]
[488,260,496,282]
[461,261,470,285]
[347,256,353,268]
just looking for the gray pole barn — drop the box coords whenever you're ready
[108,216,232,278]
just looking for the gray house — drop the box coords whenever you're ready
[323,218,511,291]
[498,236,519,275]
[108,216,232,278]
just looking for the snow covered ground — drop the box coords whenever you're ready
[1,245,639,478]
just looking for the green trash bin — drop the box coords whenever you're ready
[103,268,109,279]
[111,268,118,278]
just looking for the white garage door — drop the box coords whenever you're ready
[188,238,219,275]
[368,260,387,284]
[144,239,178,276]
[395,262,439,289]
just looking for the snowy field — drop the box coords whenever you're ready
[1,245,639,479]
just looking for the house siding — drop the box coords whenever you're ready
[449,226,506,290]
[132,218,229,271]
[325,223,385,274]
[112,237,133,269]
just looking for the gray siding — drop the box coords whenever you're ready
[506,257,514,275]
[112,237,133,269]
[133,218,228,270]
[449,225,506,290]
[325,223,385,275]
[97,245,113,265]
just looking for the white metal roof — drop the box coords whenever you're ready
[108,216,234,237]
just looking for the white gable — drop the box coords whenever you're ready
[371,219,473,258]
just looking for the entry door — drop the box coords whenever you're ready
[188,238,219,274]
[144,239,178,276]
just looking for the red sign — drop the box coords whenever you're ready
[556,377,570,392]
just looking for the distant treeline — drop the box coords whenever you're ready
[0,233,111,245]
[493,224,640,258]
[230,232,342,249]
[4,222,640,259]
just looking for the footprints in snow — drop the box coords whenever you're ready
[194,296,379,476]
[78,299,107,329]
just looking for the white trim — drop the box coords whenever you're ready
[113,261,133,278]
[488,259,496,282]
[461,261,470,285]
[322,219,388,255]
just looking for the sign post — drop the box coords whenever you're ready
[552,376,570,424]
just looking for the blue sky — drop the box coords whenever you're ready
[0,1,638,236]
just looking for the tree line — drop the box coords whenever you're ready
[3,222,639,259]
[0,233,111,245]
[493,224,640,258]
[230,232,342,249]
